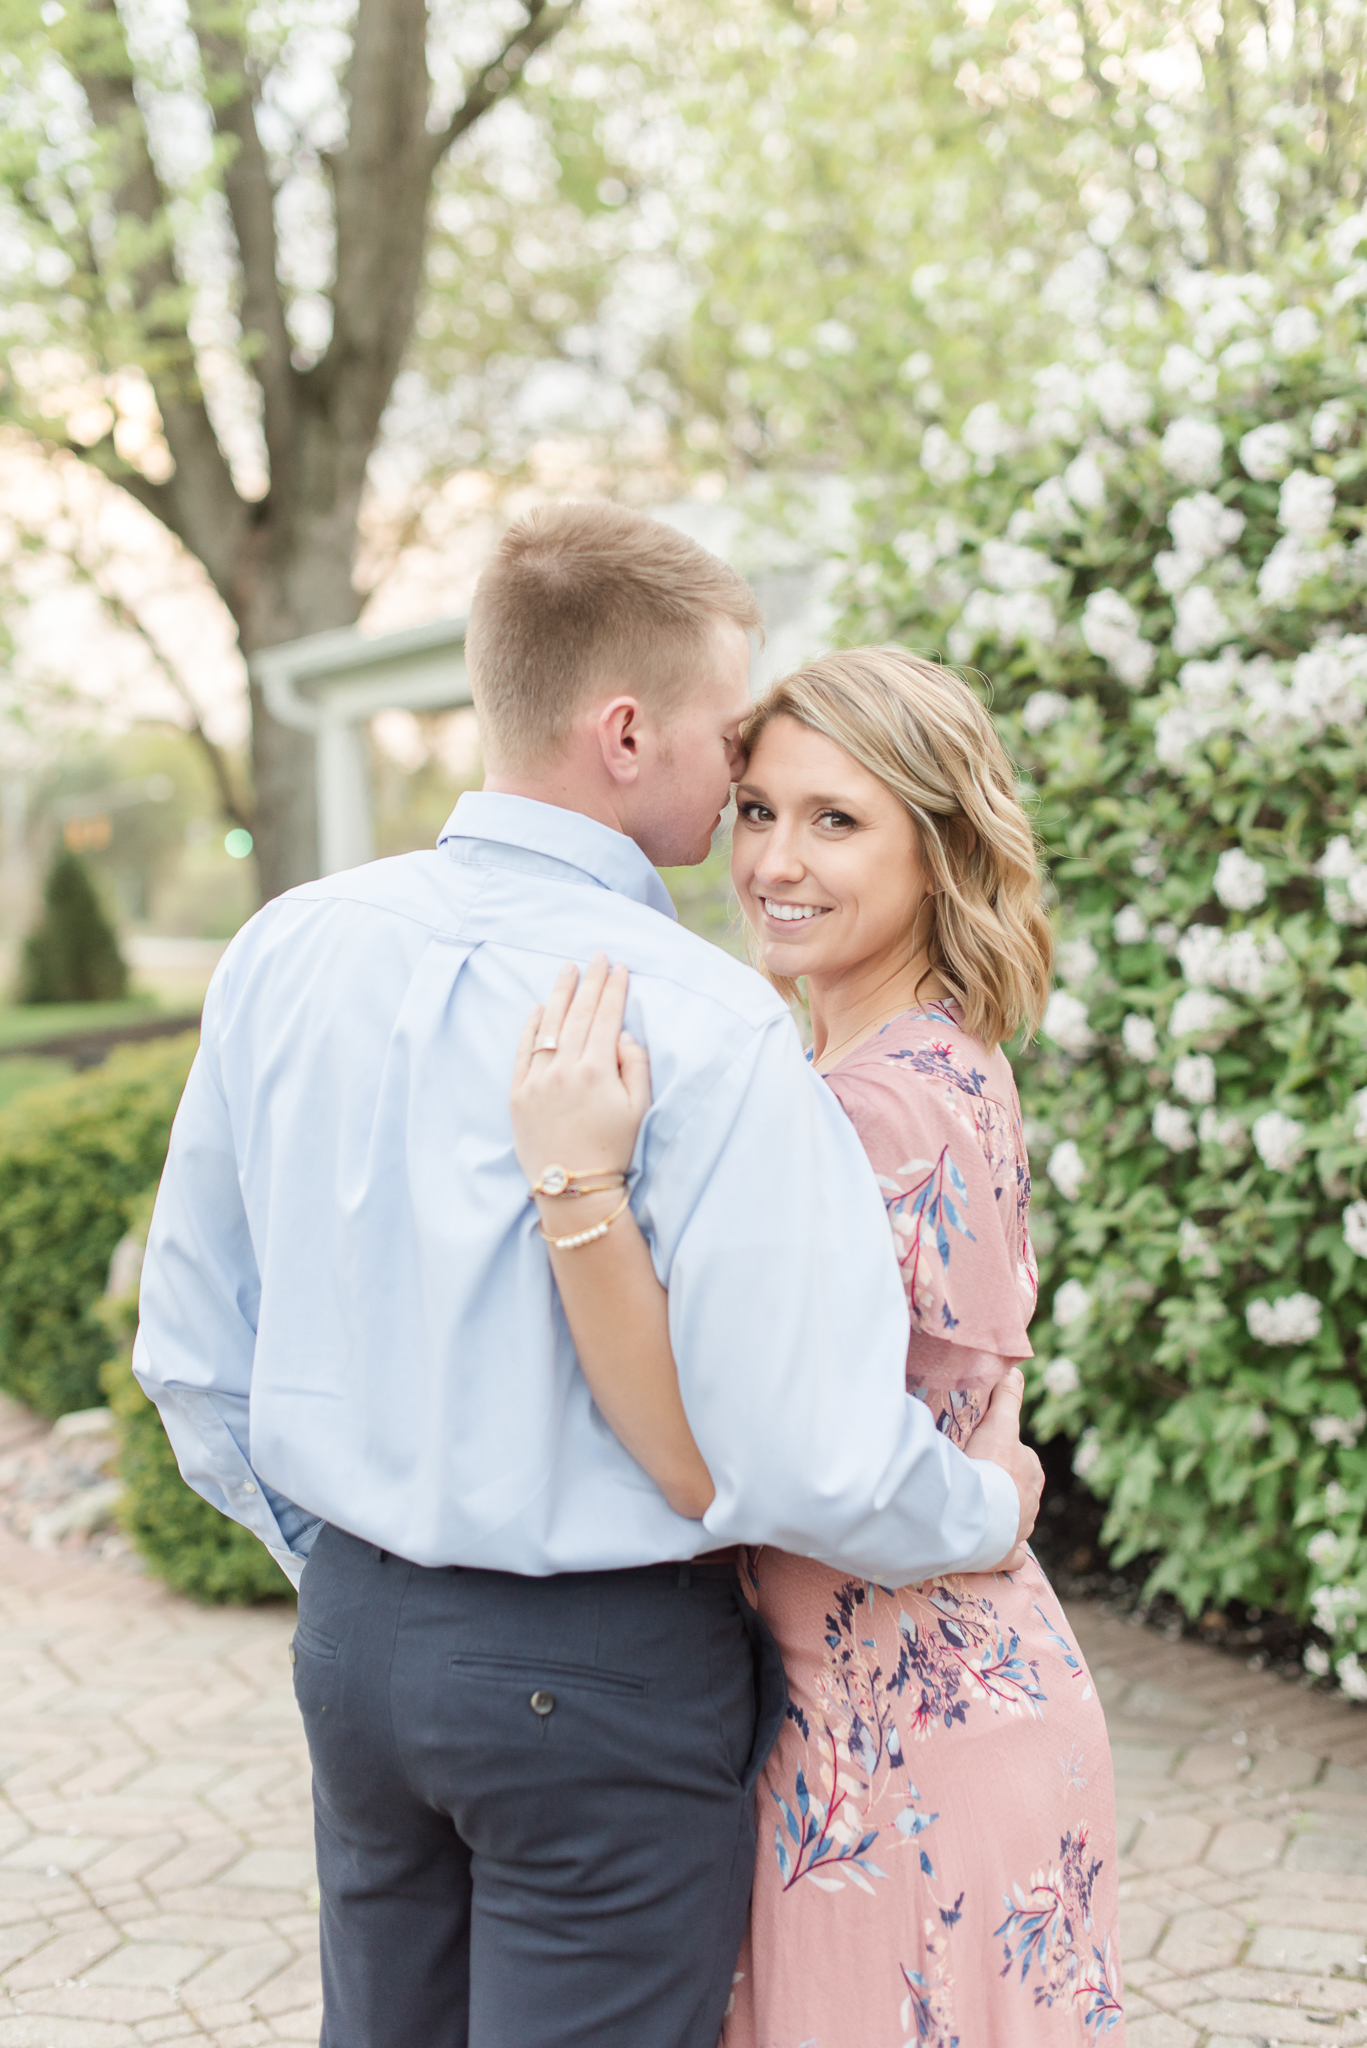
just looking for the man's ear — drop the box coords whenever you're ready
[595,695,646,786]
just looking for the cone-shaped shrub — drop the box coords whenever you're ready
[19,848,128,1004]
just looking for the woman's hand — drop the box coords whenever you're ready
[510,955,652,1190]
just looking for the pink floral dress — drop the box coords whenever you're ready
[723,1002,1125,2048]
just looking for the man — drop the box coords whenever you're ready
[135,503,1042,2048]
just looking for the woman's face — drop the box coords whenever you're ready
[730,714,932,992]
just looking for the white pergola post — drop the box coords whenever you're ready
[250,617,471,878]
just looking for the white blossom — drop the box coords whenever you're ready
[1031,362,1085,438]
[1111,908,1147,948]
[1304,1643,1331,1677]
[1312,1410,1366,1448]
[1198,1107,1245,1149]
[1155,549,1202,595]
[1043,1357,1081,1397]
[952,587,1058,656]
[1257,533,1317,606]
[1170,989,1234,1039]
[1222,930,1288,997]
[1029,477,1076,531]
[1153,1101,1196,1151]
[1080,588,1156,686]
[1161,415,1225,486]
[1213,848,1268,910]
[1063,450,1107,512]
[1168,492,1246,562]
[920,425,971,485]
[1178,1218,1220,1275]
[1278,469,1336,537]
[980,539,1058,590]
[1309,1530,1346,1569]
[1311,400,1351,450]
[1054,1278,1092,1326]
[1057,937,1100,987]
[1245,1408,1271,1441]
[1160,343,1217,401]
[1073,1428,1102,1479]
[1354,1088,1367,1142]
[1343,1200,1367,1259]
[1326,1482,1350,1516]
[1247,1292,1323,1345]
[1239,421,1296,481]
[1021,690,1070,735]
[1047,1139,1089,1201]
[1252,1109,1306,1171]
[1173,584,1233,657]
[1271,305,1320,355]
[1086,359,1151,431]
[1121,1013,1159,1062]
[1337,1655,1367,1704]
[962,400,1018,466]
[1317,837,1367,927]
[1153,922,1179,948]
[1176,924,1227,986]
[1042,989,1094,1054]
[813,319,857,355]
[1173,1053,1217,1104]
[1288,635,1367,732]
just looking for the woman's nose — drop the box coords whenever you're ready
[753,825,806,884]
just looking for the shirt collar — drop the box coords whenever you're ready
[437,791,679,923]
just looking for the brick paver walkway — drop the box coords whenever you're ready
[1,1535,1364,2045]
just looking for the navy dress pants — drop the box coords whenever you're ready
[293,1525,788,2048]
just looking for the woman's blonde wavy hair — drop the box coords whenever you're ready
[740,646,1053,1051]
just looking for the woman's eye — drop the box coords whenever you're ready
[738,801,774,823]
[819,810,857,830]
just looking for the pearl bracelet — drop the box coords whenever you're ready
[538,1189,631,1250]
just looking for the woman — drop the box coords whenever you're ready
[511,647,1125,2045]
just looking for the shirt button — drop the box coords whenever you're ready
[529,1690,555,1716]
[241,1481,258,1496]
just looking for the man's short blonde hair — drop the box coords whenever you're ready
[466,502,763,768]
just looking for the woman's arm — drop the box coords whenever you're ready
[510,957,715,1520]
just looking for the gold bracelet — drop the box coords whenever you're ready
[539,1189,631,1250]
[529,1164,628,1199]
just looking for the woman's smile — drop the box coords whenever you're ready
[760,898,831,925]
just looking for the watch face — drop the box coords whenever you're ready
[541,1165,569,1195]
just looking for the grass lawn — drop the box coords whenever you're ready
[0,996,162,1053]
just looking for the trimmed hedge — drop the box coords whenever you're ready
[0,1034,198,1417]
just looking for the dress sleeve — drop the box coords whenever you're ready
[825,1052,1034,1361]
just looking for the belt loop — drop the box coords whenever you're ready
[369,1544,386,1564]
[678,1561,692,1589]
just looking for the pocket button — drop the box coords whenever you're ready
[529,1690,555,1717]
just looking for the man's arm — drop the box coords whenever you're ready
[640,1015,1027,1583]
[133,988,321,1588]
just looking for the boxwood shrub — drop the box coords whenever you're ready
[0,1033,198,1417]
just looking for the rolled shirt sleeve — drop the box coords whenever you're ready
[638,1018,1022,1584]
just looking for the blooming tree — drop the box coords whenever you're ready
[842,223,1367,1692]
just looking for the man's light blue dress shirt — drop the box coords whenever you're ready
[133,792,1018,1587]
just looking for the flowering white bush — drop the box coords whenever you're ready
[846,233,1367,1688]
[1047,1139,1088,1202]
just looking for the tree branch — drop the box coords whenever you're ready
[429,0,582,166]
[74,0,246,599]
[190,12,297,487]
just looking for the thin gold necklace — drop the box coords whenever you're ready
[815,990,947,1072]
